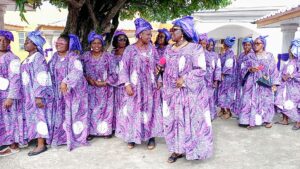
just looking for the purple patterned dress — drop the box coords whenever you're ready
[0,52,25,146]
[239,52,279,126]
[21,52,54,144]
[234,51,253,115]
[116,44,163,143]
[205,50,222,120]
[81,51,117,136]
[163,43,213,160]
[275,58,300,122]
[111,52,124,132]
[218,49,236,112]
[49,52,89,150]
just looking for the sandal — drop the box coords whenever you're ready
[264,123,272,128]
[147,138,156,150]
[275,121,289,125]
[167,153,183,163]
[0,147,20,157]
[87,135,94,141]
[218,109,225,117]
[222,111,232,120]
[292,125,300,130]
[28,146,48,156]
[127,142,135,149]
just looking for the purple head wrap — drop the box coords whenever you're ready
[0,30,14,51]
[291,39,300,58]
[158,28,171,42]
[114,30,126,37]
[242,37,253,45]
[172,16,198,43]
[255,35,268,50]
[134,18,153,38]
[198,33,208,43]
[224,36,236,48]
[0,30,14,41]
[27,31,46,54]
[68,34,82,54]
[88,31,105,46]
[207,38,216,51]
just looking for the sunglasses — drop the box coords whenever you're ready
[118,38,127,42]
[169,27,182,33]
[254,42,263,46]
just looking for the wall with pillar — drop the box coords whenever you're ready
[281,23,299,53]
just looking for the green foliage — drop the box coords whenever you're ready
[121,0,231,22]
[16,0,231,23]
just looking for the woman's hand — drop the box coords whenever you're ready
[272,85,277,92]
[95,80,107,87]
[3,98,13,109]
[86,76,96,86]
[60,82,68,95]
[176,77,184,88]
[282,74,291,82]
[125,84,134,96]
[35,98,45,108]
[249,67,259,73]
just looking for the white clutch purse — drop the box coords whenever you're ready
[0,77,9,90]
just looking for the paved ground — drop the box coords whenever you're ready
[1,115,300,169]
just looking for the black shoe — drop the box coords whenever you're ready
[147,138,156,150]
[167,154,183,163]
[87,135,94,141]
[28,146,48,156]
[127,142,135,149]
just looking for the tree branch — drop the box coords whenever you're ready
[86,0,99,29]
[100,0,127,31]
[66,0,85,9]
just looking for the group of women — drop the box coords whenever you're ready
[0,15,299,163]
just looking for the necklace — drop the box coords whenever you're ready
[172,41,188,50]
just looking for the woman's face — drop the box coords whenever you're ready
[254,39,264,52]
[0,36,9,52]
[207,41,214,51]
[243,42,252,53]
[91,38,102,53]
[24,37,37,52]
[117,35,127,48]
[156,32,166,45]
[55,37,69,53]
[170,26,183,42]
[139,30,152,44]
[199,40,207,49]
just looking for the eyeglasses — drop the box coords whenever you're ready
[158,35,166,39]
[118,38,127,42]
[55,41,68,46]
[169,27,182,33]
[254,42,263,46]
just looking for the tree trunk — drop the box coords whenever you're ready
[64,0,127,50]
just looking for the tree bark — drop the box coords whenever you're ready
[64,0,127,50]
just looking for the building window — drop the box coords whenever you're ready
[18,32,26,50]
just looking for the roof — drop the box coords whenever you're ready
[255,4,300,28]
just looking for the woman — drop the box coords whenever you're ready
[238,36,279,129]
[163,16,213,163]
[218,36,236,119]
[81,31,117,139]
[0,30,24,156]
[275,39,300,130]
[49,34,89,150]
[117,18,163,149]
[207,38,222,116]
[235,37,254,118]
[111,30,130,133]
[155,28,171,57]
[21,31,54,156]
[199,34,221,120]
